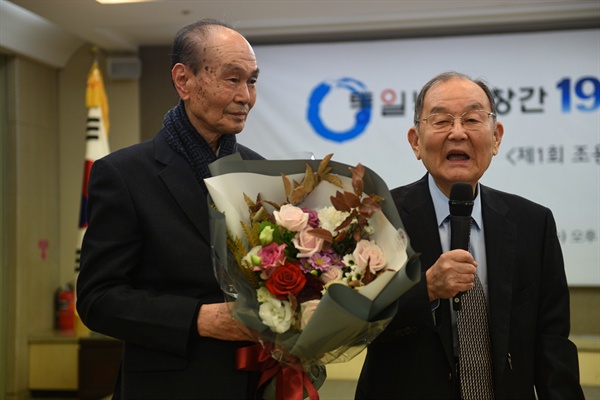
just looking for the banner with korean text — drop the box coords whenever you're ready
[241,28,600,286]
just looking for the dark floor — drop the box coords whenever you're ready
[318,381,600,400]
[28,382,600,400]
[321,382,600,400]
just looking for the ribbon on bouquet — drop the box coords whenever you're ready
[236,344,319,400]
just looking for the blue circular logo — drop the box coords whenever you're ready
[307,77,371,143]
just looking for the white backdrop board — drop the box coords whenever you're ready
[240,29,600,286]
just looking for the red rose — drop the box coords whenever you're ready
[265,262,307,300]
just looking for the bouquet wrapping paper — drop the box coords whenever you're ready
[206,154,421,399]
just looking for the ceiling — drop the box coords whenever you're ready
[2,0,599,66]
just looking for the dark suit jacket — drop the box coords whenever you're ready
[76,132,263,399]
[356,174,583,399]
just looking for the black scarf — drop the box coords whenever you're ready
[162,100,238,193]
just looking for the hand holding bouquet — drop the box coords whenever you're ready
[206,154,420,399]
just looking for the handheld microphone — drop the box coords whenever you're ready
[449,182,474,311]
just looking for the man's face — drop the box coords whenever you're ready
[176,28,259,142]
[408,78,504,197]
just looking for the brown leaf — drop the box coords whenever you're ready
[290,186,308,205]
[359,197,382,217]
[281,174,292,199]
[261,199,280,210]
[288,293,298,314]
[333,229,348,243]
[344,191,362,208]
[336,214,355,232]
[361,266,375,285]
[307,228,333,243]
[317,153,334,176]
[353,228,363,243]
[330,192,351,212]
[323,174,343,188]
[350,164,365,196]
[356,213,369,229]
[303,164,316,193]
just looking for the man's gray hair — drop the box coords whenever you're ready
[170,18,235,74]
[413,71,497,125]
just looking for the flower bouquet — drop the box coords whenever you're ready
[205,154,420,400]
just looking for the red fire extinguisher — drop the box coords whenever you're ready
[55,283,75,333]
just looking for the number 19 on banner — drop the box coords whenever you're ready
[557,76,600,113]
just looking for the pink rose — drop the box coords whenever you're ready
[353,239,387,274]
[321,266,344,284]
[257,242,287,279]
[259,242,286,268]
[300,299,320,330]
[274,204,309,232]
[292,228,324,258]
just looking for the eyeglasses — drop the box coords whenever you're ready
[416,110,496,133]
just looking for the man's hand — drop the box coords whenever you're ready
[197,302,256,341]
[425,249,477,301]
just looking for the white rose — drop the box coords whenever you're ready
[258,296,294,333]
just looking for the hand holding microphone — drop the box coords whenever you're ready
[449,182,474,311]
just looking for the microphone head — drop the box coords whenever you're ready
[449,182,474,217]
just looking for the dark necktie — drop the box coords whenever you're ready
[456,236,494,398]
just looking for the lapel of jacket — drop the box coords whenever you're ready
[480,185,517,376]
[153,132,211,246]
[400,175,456,371]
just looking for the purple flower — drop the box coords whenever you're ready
[305,250,336,272]
[301,207,320,228]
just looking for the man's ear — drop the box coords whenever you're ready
[492,121,504,156]
[408,126,422,160]
[171,63,190,100]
